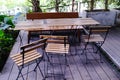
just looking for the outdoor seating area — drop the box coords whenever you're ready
[0,13,120,80]
[0,28,120,80]
[1,0,120,80]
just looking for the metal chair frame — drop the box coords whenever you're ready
[82,26,111,64]
[11,38,47,80]
[41,35,69,80]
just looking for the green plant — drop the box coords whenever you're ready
[5,17,15,28]
[0,15,15,28]
[0,29,18,72]
[0,15,7,22]
[0,30,14,53]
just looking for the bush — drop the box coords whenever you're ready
[0,30,19,72]
[0,15,7,22]
[0,15,15,28]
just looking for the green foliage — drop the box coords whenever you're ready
[0,15,7,22]
[0,30,4,37]
[0,30,18,57]
[0,15,15,28]
[0,30,14,53]
[5,17,15,28]
[0,29,19,72]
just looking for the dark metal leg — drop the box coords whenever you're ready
[34,59,45,79]
[82,42,88,64]
[34,58,42,71]
[18,34,23,46]
[38,64,45,79]
[81,42,88,55]
[97,43,104,63]
[28,31,31,43]
[16,67,24,80]
[64,54,68,80]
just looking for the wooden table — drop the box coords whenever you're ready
[15,18,99,30]
[15,18,100,43]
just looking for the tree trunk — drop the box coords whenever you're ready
[72,0,75,12]
[30,0,42,12]
[90,0,94,11]
[105,0,108,10]
[55,0,59,12]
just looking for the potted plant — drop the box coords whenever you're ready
[111,0,120,26]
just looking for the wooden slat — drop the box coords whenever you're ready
[83,34,104,42]
[11,51,42,66]
[40,35,68,40]
[10,50,36,58]
[26,12,79,20]
[46,43,69,54]
[40,35,69,44]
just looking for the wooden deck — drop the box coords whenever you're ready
[0,28,120,80]
[102,27,120,69]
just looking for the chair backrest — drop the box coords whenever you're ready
[40,35,68,47]
[20,38,47,65]
[89,26,111,41]
[90,26,111,33]
[26,12,79,20]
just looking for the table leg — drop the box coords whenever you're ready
[28,31,31,43]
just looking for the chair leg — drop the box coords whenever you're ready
[81,42,88,55]
[44,59,48,79]
[16,67,24,80]
[18,34,23,46]
[99,52,103,63]
[34,59,45,79]
[65,54,68,66]
[92,43,96,53]
[64,54,68,80]
[74,44,78,55]
[95,43,104,63]
[34,58,42,71]
[82,42,89,64]
[38,64,45,79]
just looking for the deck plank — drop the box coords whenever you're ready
[102,27,120,69]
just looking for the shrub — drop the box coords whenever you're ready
[0,30,19,72]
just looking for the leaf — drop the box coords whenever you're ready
[0,30,4,38]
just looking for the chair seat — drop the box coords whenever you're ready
[46,43,69,54]
[40,35,68,39]
[11,50,42,66]
[83,34,104,42]
[40,35,69,44]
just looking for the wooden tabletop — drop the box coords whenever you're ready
[14,18,100,31]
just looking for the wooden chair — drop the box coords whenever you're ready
[41,35,69,79]
[82,26,111,63]
[40,35,72,55]
[40,35,68,44]
[10,38,47,80]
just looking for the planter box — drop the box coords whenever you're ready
[82,9,116,26]
[113,8,120,26]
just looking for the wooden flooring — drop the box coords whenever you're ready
[0,29,120,80]
[102,27,120,69]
